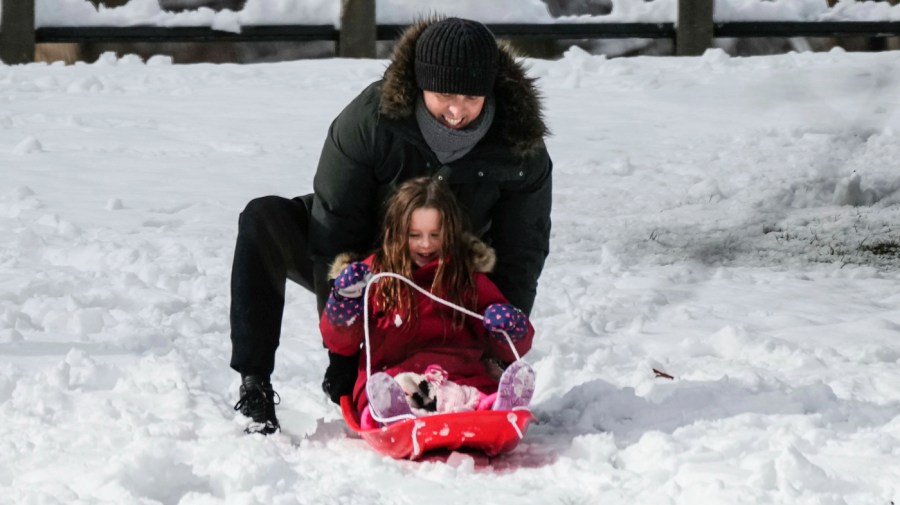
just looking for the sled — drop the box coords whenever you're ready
[341,395,534,460]
[341,271,536,460]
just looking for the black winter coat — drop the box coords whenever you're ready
[309,19,552,315]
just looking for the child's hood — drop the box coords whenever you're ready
[328,233,496,280]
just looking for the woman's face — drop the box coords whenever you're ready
[408,207,443,267]
[422,91,486,130]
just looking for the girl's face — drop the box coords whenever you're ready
[408,207,443,267]
[422,91,486,130]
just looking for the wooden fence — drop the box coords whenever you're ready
[3,0,900,64]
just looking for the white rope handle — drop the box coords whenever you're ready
[362,271,523,380]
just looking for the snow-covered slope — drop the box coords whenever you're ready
[2,48,899,504]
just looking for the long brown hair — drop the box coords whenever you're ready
[372,177,476,328]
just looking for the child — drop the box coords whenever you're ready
[319,177,536,427]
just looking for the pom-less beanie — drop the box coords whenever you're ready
[414,18,499,97]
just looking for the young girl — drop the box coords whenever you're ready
[319,177,535,427]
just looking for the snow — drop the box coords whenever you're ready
[3,35,900,505]
[34,0,900,28]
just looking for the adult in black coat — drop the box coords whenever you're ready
[230,17,552,434]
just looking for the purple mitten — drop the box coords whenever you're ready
[333,262,370,298]
[325,293,363,326]
[482,303,528,342]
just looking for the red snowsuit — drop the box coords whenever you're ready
[320,250,534,416]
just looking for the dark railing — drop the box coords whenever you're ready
[715,21,900,38]
[35,25,341,43]
[33,21,900,44]
[34,23,679,44]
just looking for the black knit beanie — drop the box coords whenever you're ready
[414,18,499,97]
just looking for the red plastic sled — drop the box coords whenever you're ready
[340,396,534,460]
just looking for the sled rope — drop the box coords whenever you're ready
[362,271,523,381]
[506,412,523,439]
[411,420,425,457]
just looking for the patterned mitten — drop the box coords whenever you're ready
[482,303,528,342]
[324,293,363,326]
[325,262,370,326]
[333,262,370,298]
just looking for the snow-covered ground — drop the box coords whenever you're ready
[2,46,900,504]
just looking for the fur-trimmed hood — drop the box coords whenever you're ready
[329,233,497,280]
[379,17,550,158]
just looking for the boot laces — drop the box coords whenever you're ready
[234,382,281,432]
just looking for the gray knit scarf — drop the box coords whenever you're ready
[415,96,495,164]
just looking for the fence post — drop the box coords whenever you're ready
[0,0,36,64]
[676,0,713,56]
[339,0,376,58]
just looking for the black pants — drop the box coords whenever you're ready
[229,194,329,376]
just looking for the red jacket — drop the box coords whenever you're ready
[320,251,534,414]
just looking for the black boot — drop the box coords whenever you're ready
[233,375,280,435]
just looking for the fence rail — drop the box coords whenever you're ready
[33,21,900,45]
[34,23,680,44]
[715,21,900,38]
[35,25,341,43]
